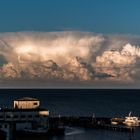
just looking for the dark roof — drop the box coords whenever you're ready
[14,97,39,101]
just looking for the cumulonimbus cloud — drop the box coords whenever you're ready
[0,31,140,87]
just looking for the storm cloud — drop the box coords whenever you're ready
[0,31,140,88]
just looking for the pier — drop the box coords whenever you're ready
[49,116,135,133]
[0,116,136,140]
[0,116,135,140]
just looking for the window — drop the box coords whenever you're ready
[14,115,18,118]
[15,103,18,109]
[35,115,39,118]
[4,124,7,128]
[34,102,38,105]
[21,115,26,118]
[28,115,32,118]
[6,115,11,118]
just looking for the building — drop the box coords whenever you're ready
[0,97,49,140]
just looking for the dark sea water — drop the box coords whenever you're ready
[0,89,140,140]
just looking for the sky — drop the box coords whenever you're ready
[0,0,140,34]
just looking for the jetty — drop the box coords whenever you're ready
[49,116,134,133]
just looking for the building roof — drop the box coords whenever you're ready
[14,97,39,101]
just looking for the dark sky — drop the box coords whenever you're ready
[0,0,140,34]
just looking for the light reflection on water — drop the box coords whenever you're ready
[49,129,136,140]
[14,129,136,140]
[65,127,85,136]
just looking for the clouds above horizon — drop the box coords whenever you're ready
[0,31,140,88]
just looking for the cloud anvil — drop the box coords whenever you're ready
[0,31,139,88]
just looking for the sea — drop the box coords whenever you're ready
[0,89,140,140]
